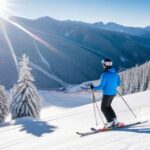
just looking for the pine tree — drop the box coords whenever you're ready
[0,85,9,123]
[120,61,150,95]
[10,54,42,119]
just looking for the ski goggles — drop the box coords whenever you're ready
[101,60,113,67]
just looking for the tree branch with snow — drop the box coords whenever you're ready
[0,85,9,123]
[10,54,42,119]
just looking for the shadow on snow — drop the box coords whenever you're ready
[15,117,57,137]
[114,124,150,134]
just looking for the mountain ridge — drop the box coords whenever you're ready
[0,16,150,89]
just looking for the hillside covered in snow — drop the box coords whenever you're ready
[1,17,150,89]
[0,90,150,150]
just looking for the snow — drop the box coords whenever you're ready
[0,90,150,150]
[29,61,68,87]
[34,41,52,70]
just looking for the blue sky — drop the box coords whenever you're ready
[8,0,150,27]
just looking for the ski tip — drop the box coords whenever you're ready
[91,127,96,131]
[76,132,82,135]
[139,120,148,123]
[76,132,84,136]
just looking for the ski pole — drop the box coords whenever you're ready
[117,91,137,118]
[88,83,98,125]
[91,89,105,125]
[92,96,98,126]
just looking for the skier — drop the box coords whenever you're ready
[91,58,121,128]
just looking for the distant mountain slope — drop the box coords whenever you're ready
[145,26,150,31]
[0,16,150,89]
[93,22,150,37]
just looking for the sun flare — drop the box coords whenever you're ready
[0,0,7,9]
[0,0,9,18]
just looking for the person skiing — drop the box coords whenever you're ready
[91,58,121,128]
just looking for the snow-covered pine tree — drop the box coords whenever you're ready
[0,85,9,123]
[120,61,150,95]
[10,54,42,119]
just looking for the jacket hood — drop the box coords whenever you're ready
[108,67,116,73]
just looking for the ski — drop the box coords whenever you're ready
[76,121,147,136]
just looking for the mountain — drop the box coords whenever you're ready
[93,22,150,37]
[145,26,150,31]
[0,16,150,89]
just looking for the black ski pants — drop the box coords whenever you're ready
[101,95,116,122]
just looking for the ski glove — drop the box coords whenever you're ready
[90,84,94,89]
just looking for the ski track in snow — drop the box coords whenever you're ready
[0,90,150,150]
[29,61,68,87]
[33,40,52,71]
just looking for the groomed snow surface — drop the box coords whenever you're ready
[0,90,150,150]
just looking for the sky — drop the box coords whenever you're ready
[2,0,150,27]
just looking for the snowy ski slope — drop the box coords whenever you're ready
[0,90,150,150]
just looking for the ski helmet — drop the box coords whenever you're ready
[101,58,113,67]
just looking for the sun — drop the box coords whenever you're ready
[0,0,7,9]
[0,0,9,18]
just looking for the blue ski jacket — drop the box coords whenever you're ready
[93,68,121,95]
